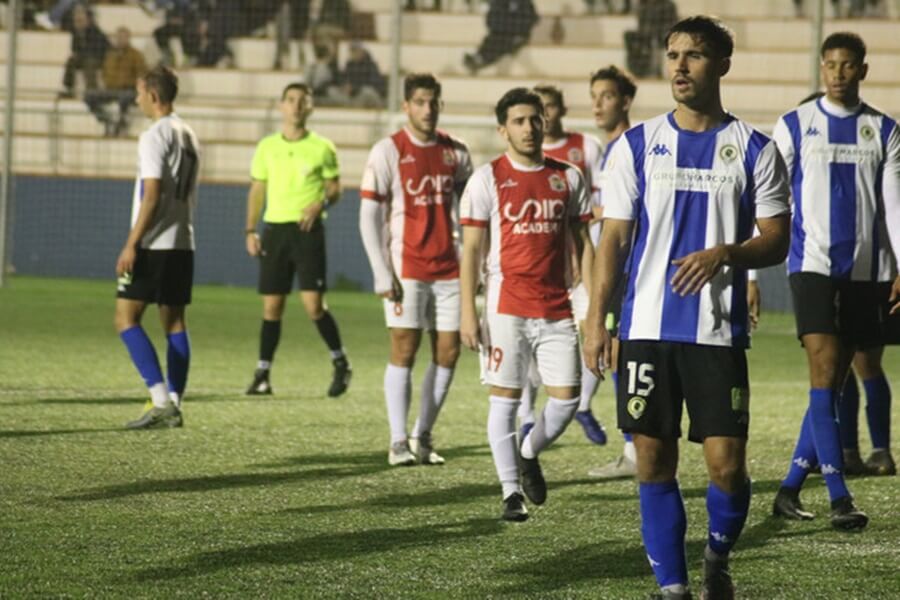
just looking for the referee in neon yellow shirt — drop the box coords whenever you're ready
[244,82,351,397]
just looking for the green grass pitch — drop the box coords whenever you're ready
[1,276,898,598]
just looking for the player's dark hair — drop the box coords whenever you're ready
[404,73,442,101]
[140,65,178,104]
[282,82,312,100]
[665,15,735,59]
[590,65,637,99]
[533,84,566,112]
[495,87,543,125]
[821,32,866,63]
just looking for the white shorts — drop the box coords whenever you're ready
[480,312,580,389]
[569,283,589,323]
[383,278,460,331]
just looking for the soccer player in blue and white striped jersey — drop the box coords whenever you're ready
[771,32,900,529]
[583,16,791,600]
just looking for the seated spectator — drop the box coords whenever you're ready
[153,0,212,67]
[59,3,109,98]
[623,0,676,78]
[310,0,352,58]
[304,41,344,106]
[463,0,537,74]
[34,0,81,30]
[84,26,147,136]
[340,41,386,108]
[196,0,281,67]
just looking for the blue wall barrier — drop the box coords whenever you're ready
[10,175,374,291]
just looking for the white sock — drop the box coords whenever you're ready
[517,382,537,424]
[168,391,181,409]
[384,364,411,444]
[488,395,521,498]
[521,396,579,459]
[149,382,170,408]
[623,439,637,463]
[579,359,600,412]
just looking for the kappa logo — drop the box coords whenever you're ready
[498,177,518,189]
[805,126,821,137]
[647,554,661,568]
[821,463,841,475]
[648,144,671,156]
[400,154,416,164]
[711,531,731,544]
[793,457,813,470]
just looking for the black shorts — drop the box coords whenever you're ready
[117,249,193,306]
[617,340,750,443]
[876,281,900,346]
[789,272,883,348]
[258,222,327,295]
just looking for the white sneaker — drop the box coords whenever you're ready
[388,440,416,466]
[410,435,445,466]
[35,11,58,30]
[587,455,637,479]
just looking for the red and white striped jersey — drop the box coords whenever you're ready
[542,131,604,204]
[360,128,473,281]
[460,154,592,320]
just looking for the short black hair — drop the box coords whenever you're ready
[533,84,566,112]
[404,73,441,101]
[665,15,735,59]
[821,32,866,63]
[495,87,543,125]
[141,65,178,104]
[590,65,637,99]
[282,82,312,100]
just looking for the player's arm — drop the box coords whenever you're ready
[460,224,485,351]
[747,269,760,329]
[583,218,633,378]
[117,177,161,276]
[672,140,791,295]
[571,219,594,294]
[881,123,900,313]
[245,179,266,257]
[359,199,400,300]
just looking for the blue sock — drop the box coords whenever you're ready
[623,432,633,442]
[639,480,688,588]
[809,388,849,501]
[166,331,191,396]
[706,480,751,558]
[863,375,891,450]
[783,409,817,489]
[120,326,164,388]
[838,371,860,450]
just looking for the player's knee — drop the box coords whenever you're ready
[707,461,747,492]
[436,343,460,368]
[114,310,136,333]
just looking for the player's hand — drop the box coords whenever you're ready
[378,275,403,302]
[460,311,480,351]
[582,320,611,381]
[890,274,900,315]
[299,200,325,232]
[747,280,761,329]
[246,232,261,257]
[116,245,136,277]
[670,246,728,296]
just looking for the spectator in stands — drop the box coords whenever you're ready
[341,41,386,108]
[59,3,109,98]
[84,26,147,137]
[623,0,677,78]
[462,0,538,74]
[153,0,211,67]
[196,0,280,67]
[305,41,344,106]
[310,0,353,59]
[34,0,82,30]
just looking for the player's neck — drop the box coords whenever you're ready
[150,105,172,121]
[823,92,862,112]
[405,125,436,144]
[603,119,630,143]
[506,148,543,168]
[281,124,308,141]
[672,102,728,133]
[543,125,566,144]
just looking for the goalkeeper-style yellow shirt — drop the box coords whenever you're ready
[250,131,340,223]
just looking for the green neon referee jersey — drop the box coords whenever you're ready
[251,131,340,223]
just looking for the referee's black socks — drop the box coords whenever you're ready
[258,319,282,369]
[314,311,345,359]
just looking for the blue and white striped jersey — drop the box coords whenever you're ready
[773,96,900,281]
[603,113,790,348]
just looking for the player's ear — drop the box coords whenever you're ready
[859,62,868,82]
[621,94,634,113]
[718,56,731,77]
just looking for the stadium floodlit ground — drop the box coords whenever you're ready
[2,276,898,598]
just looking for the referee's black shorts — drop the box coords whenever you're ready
[117,249,193,306]
[258,221,327,295]
[789,272,884,348]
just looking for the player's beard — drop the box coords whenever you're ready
[510,137,541,161]
[411,116,437,137]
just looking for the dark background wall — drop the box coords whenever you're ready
[8,174,792,311]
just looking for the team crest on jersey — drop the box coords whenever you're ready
[442,148,456,166]
[567,147,583,163]
[719,144,738,163]
[627,396,646,420]
[548,173,566,192]
[860,125,875,141]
